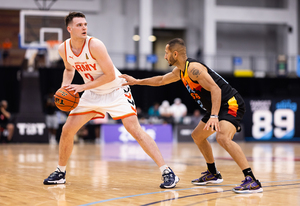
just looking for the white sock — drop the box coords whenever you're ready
[159,165,169,174]
[56,165,66,173]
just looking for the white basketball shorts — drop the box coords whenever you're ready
[69,86,137,120]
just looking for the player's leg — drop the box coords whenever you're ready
[122,115,165,166]
[122,115,179,189]
[108,86,179,188]
[216,120,263,193]
[191,121,215,163]
[58,114,95,165]
[216,121,249,169]
[191,121,223,185]
[43,113,95,185]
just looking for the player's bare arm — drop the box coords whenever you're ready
[188,63,221,131]
[58,43,76,87]
[65,39,116,94]
[83,38,116,87]
[120,67,181,86]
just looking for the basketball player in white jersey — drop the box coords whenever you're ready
[43,12,179,189]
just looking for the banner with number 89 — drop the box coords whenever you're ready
[244,99,299,141]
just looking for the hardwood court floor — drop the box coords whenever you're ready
[0,141,300,205]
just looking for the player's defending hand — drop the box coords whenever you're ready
[203,117,220,132]
[119,74,138,86]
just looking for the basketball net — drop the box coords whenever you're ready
[46,40,62,66]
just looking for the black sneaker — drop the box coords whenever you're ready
[43,169,66,185]
[232,176,263,194]
[191,170,223,185]
[160,167,180,189]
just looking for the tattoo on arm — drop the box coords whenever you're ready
[191,68,202,79]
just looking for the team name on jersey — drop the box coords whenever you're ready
[72,62,97,72]
[185,84,205,110]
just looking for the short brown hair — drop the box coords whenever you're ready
[65,12,86,27]
[167,38,185,51]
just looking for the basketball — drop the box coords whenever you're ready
[54,87,80,112]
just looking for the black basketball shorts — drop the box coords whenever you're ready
[202,93,245,132]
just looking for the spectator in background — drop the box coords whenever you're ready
[148,102,160,117]
[55,110,68,143]
[44,90,59,144]
[148,102,162,124]
[170,98,187,124]
[2,38,12,66]
[76,124,89,144]
[90,115,108,144]
[136,107,148,124]
[158,100,173,124]
[191,109,202,126]
[0,100,14,142]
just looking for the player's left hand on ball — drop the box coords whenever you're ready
[64,84,84,94]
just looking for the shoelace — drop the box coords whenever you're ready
[240,177,252,186]
[49,171,60,177]
[161,173,171,182]
[195,170,211,181]
[201,170,210,175]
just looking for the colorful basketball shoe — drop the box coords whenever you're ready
[160,167,180,189]
[191,170,223,185]
[232,176,263,194]
[43,169,66,185]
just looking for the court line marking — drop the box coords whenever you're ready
[78,179,300,206]
[141,182,300,206]
[185,184,300,206]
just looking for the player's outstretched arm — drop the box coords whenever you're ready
[120,67,181,87]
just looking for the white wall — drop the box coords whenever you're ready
[0,0,100,12]
[203,0,298,73]
[85,0,135,68]
[0,0,299,72]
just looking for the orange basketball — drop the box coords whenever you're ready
[54,87,80,112]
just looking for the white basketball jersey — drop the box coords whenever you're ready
[64,36,125,94]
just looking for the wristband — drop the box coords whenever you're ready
[210,115,218,118]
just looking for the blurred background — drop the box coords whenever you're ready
[0,0,299,144]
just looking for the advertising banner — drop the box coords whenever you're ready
[244,98,300,141]
[176,124,245,142]
[101,124,173,143]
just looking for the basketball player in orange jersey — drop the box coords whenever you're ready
[120,38,263,194]
[43,12,179,189]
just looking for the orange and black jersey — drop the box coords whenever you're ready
[180,58,238,112]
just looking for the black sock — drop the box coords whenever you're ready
[207,162,217,175]
[242,168,256,180]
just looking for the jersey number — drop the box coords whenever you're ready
[84,73,94,81]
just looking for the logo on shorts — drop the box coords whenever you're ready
[123,87,130,93]
[123,87,135,106]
